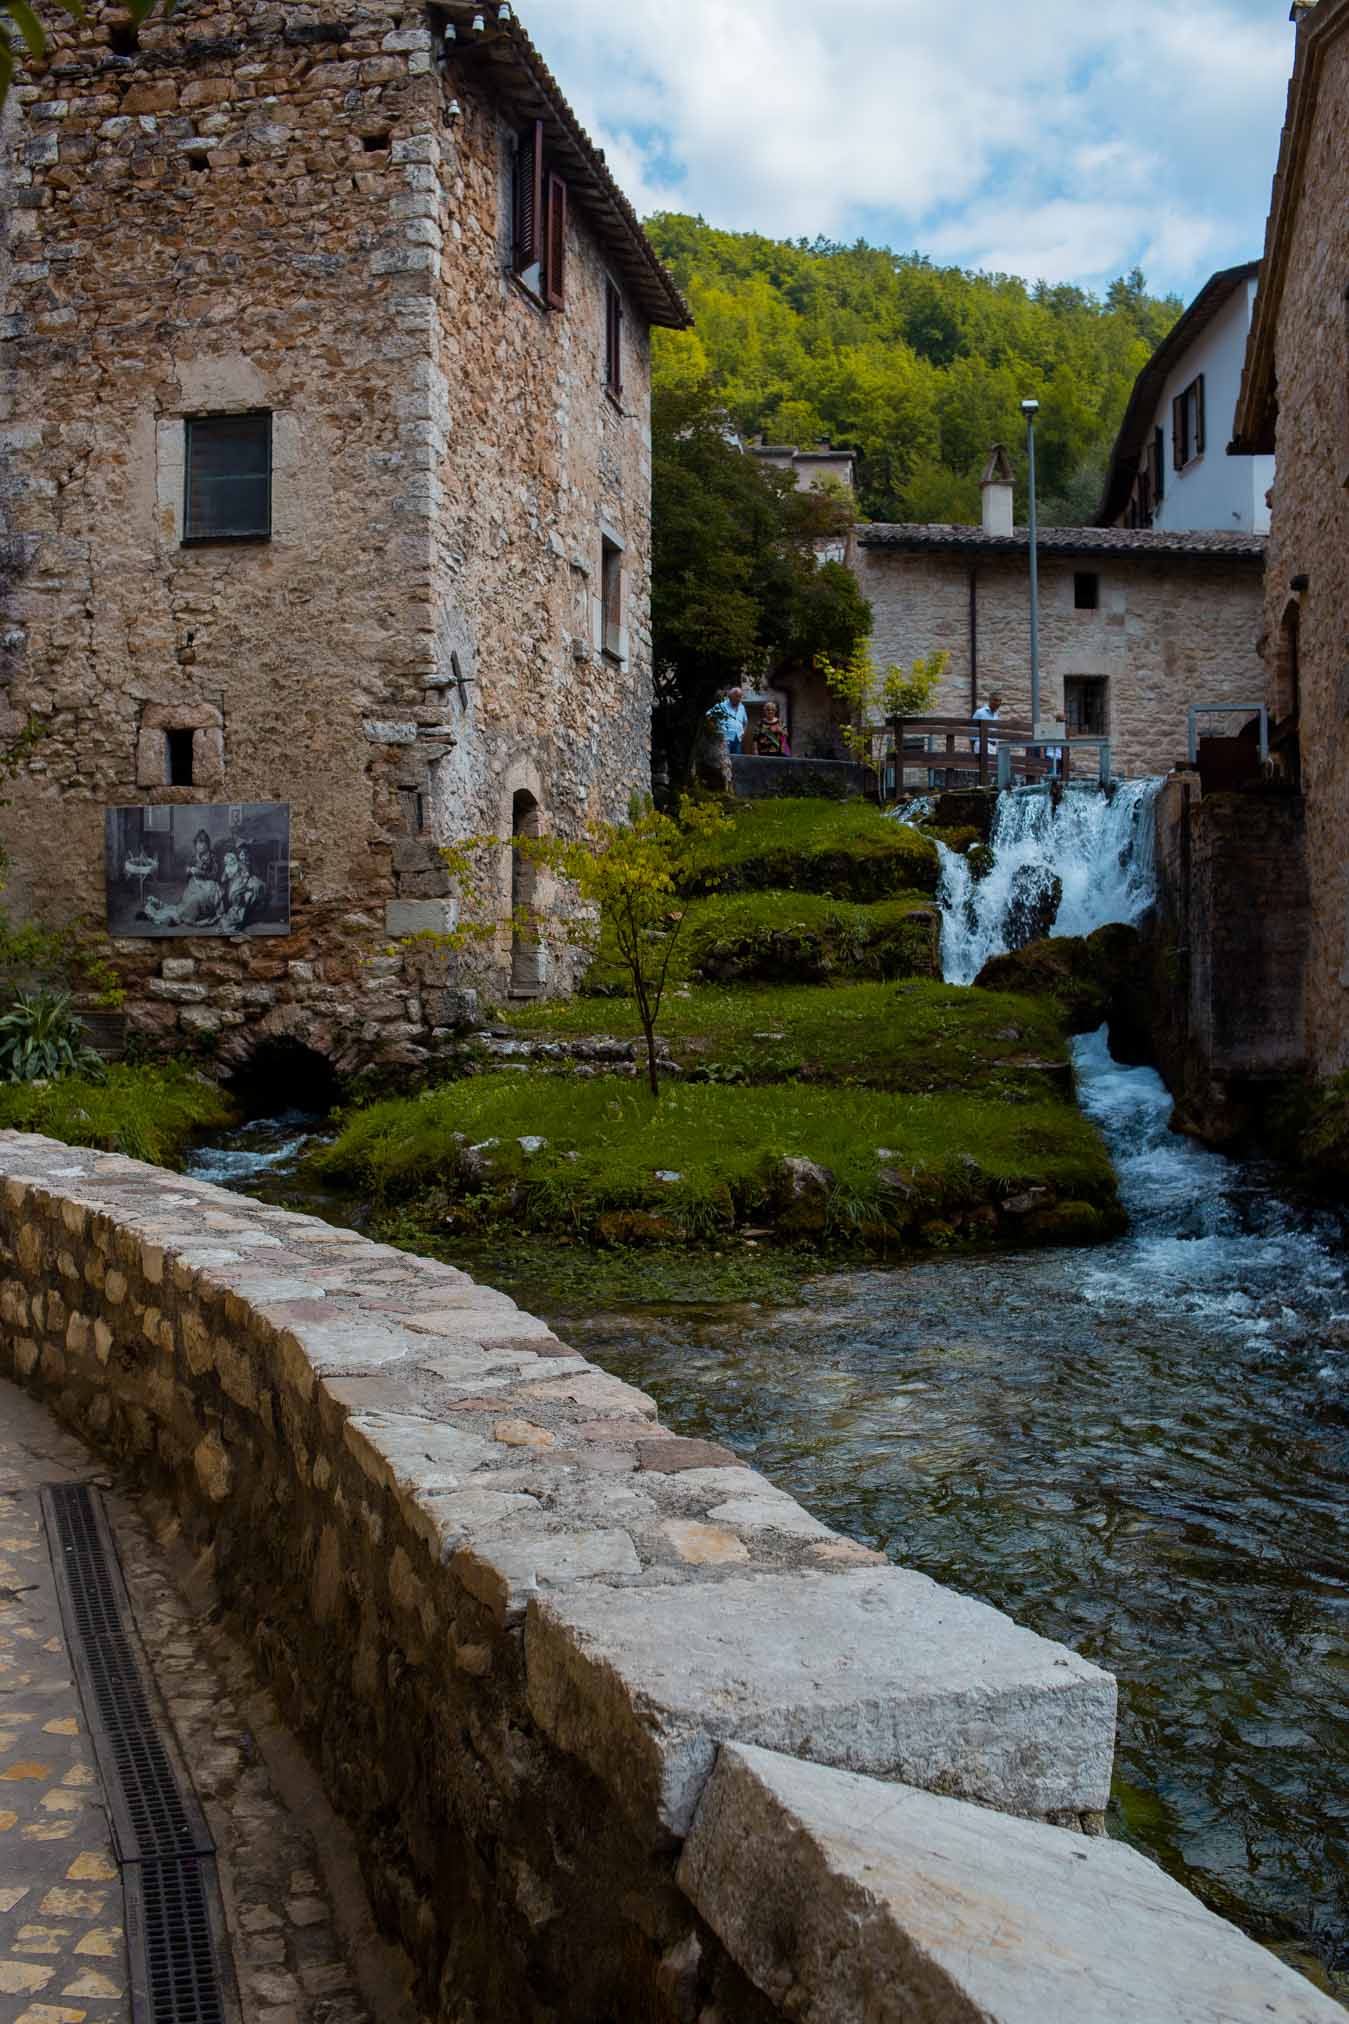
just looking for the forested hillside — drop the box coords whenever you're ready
[645,215,1182,527]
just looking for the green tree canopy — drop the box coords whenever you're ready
[646,216,1182,527]
[651,384,871,777]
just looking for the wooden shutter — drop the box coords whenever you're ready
[544,171,567,309]
[1153,425,1165,502]
[514,120,543,275]
[1194,374,1206,455]
[1172,394,1185,470]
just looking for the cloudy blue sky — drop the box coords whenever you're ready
[519,0,1295,302]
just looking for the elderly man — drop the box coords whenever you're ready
[708,685,748,755]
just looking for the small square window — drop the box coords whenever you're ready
[1074,572,1100,611]
[165,728,195,785]
[184,412,271,543]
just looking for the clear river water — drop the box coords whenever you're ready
[188,784,1349,1993]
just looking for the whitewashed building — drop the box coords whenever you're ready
[1096,262,1274,535]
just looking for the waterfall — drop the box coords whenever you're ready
[936,778,1162,986]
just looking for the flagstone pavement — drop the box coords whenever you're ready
[0,1380,410,2024]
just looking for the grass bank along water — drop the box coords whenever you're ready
[313,797,1124,1258]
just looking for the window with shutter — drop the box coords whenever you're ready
[601,537,623,660]
[1153,425,1165,503]
[1172,393,1186,471]
[1193,373,1206,455]
[604,279,623,398]
[183,413,271,543]
[545,171,567,310]
[513,120,543,278]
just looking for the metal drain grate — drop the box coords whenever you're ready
[127,1860,227,2024]
[42,1483,233,2024]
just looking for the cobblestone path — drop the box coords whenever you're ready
[0,1380,410,2024]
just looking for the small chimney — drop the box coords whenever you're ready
[980,443,1015,536]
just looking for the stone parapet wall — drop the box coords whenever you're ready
[0,1130,1332,2023]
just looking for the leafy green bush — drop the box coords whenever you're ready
[0,991,105,1083]
[0,1062,235,1166]
[679,799,940,901]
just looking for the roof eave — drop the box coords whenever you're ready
[1232,0,1349,453]
[1094,261,1261,525]
[438,2,691,330]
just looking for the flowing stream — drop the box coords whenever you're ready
[188,784,1349,1991]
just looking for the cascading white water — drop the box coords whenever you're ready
[936,778,1162,985]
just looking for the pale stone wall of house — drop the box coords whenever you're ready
[1257,27,1349,1081]
[0,0,654,1065]
[852,546,1265,781]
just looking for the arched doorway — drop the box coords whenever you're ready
[510,790,544,997]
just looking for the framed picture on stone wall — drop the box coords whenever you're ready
[105,803,290,939]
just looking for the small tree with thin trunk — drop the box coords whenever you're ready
[430,798,731,1102]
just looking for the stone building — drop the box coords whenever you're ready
[0,0,686,1071]
[1225,0,1349,1087]
[835,452,1266,779]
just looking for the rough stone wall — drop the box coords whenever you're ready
[1256,27,1349,1081]
[1151,774,1310,1141]
[851,547,1265,781]
[0,0,654,1068]
[0,1129,1335,2024]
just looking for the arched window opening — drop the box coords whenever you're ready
[510,791,544,997]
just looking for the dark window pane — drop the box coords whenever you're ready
[185,413,271,541]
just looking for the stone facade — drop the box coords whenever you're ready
[0,1127,1336,2023]
[1231,0,1349,1084]
[845,528,1265,782]
[0,0,685,1072]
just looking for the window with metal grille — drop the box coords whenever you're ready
[183,413,271,542]
[604,278,623,398]
[1064,676,1108,736]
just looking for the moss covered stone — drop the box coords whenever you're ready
[681,799,940,902]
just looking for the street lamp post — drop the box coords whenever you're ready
[1021,397,1041,737]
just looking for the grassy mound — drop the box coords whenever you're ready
[0,1063,235,1166]
[681,798,940,901]
[504,979,1070,1097]
[311,1073,1121,1251]
[583,890,940,993]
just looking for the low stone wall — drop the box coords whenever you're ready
[730,754,868,799]
[0,1131,1334,2024]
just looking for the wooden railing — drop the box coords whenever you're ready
[883,717,1112,795]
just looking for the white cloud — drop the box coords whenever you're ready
[512,0,1293,297]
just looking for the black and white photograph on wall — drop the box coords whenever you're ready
[105,803,290,938]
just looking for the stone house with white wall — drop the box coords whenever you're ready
[1227,0,1349,1087]
[1097,262,1274,535]
[0,0,686,1072]
[828,454,1266,780]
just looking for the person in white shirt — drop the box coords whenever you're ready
[708,686,748,754]
[971,690,1002,754]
